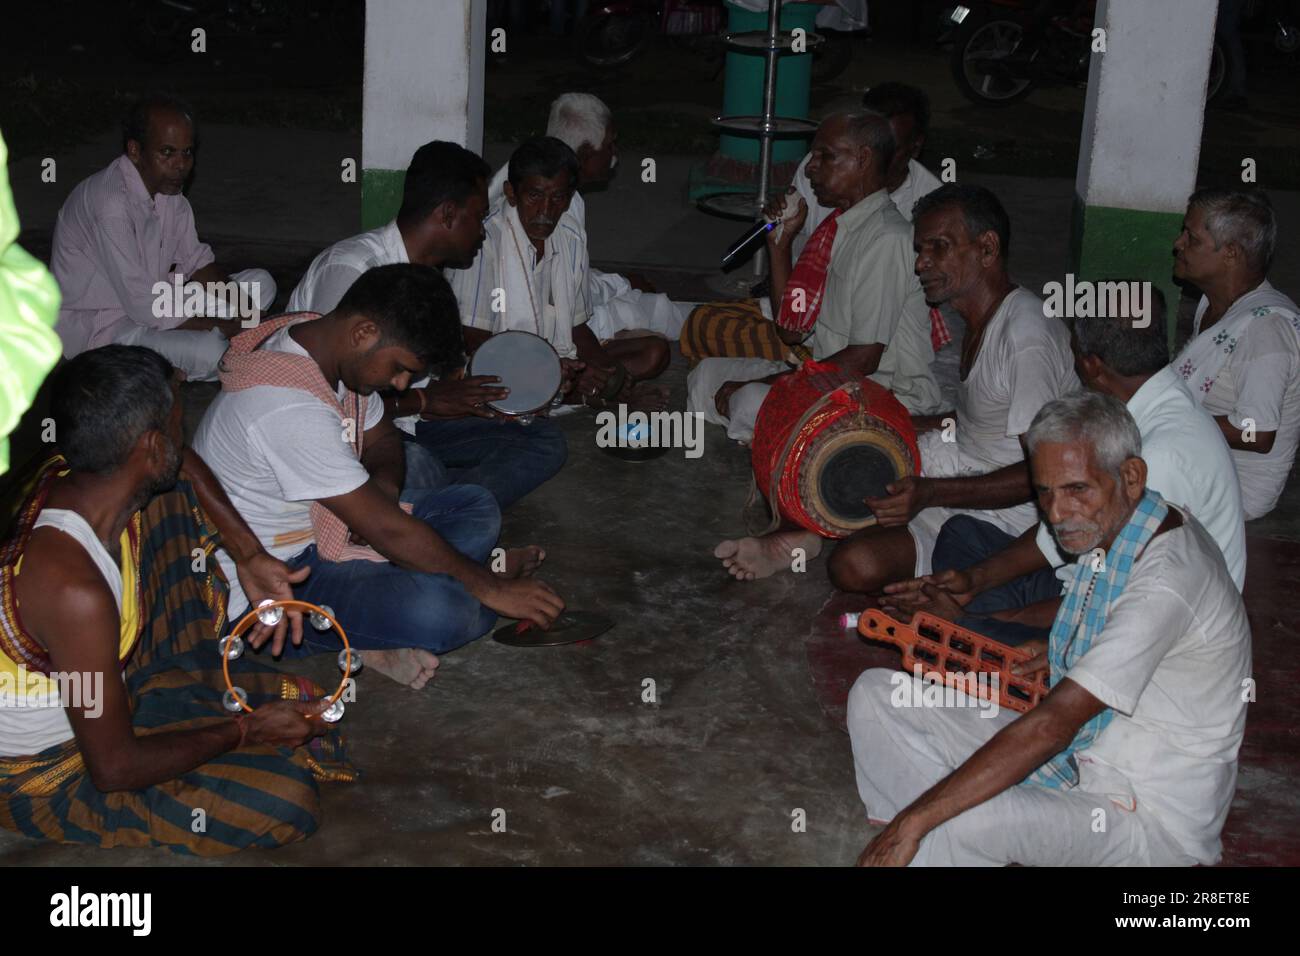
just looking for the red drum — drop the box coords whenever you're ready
[751,361,920,538]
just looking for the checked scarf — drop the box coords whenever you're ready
[218,312,405,563]
[777,210,840,334]
[777,207,952,351]
[1027,489,1169,789]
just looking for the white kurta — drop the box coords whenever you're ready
[1172,280,1300,520]
[488,164,691,340]
[849,507,1250,866]
[447,199,590,360]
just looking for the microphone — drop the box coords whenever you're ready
[721,220,776,269]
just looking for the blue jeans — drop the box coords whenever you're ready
[281,484,501,656]
[931,514,1062,647]
[406,416,567,510]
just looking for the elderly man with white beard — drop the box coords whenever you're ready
[847,391,1251,867]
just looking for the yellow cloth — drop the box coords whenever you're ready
[0,130,63,476]
[6,512,140,699]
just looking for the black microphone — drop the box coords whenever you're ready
[721,219,777,269]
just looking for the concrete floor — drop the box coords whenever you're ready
[4,29,1299,867]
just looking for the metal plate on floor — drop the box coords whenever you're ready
[492,610,614,647]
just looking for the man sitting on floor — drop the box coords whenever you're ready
[451,137,670,412]
[825,184,1078,595]
[883,292,1247,646]
[288,140,566,511]
[849,391,1251,866]
[0,345,352,855]
[698,110,942,582]
[488,93,693,342]
[1171,186,1300,520]
[51,93,275,381]
[680,84,946,366]
[790,82,941,257]
[194,264,564,688]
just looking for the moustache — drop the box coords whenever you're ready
[1052,520,1101,550]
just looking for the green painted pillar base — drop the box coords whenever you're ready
[1070,197,1184,350]
[362,168,406,230]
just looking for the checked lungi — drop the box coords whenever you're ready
[0,458,356,855]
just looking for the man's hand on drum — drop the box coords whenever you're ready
[419,376,510,420]
[864,476,933,526]
[881,569,976,620]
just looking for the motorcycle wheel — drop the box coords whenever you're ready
[951,17,1035,107]
[574,12,655,70]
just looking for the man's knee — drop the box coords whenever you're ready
[846,668,899,734]
[933,514,1008,573]
[638,335,671,378]
[403,440,449,494]
[527,421,569,476]
[828,535,895,593]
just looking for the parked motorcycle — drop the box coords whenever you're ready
[945,0,1226,106]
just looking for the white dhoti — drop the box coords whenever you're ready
[587,270,694,342]
[114,268,277,382]
[907,429,1038,577]
[686,356,787,443]
[846,669,1190,866]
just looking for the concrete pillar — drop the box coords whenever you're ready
[361,0,486,229]
[1071,0,1218,338]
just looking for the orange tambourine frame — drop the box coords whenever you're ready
[857,608,1049,714]
[220,599,352,714]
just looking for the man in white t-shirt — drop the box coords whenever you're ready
[850,392,1251,867]
[790,81,942,257]
[884,295,1248,645]
[826,184,1078,595]
[194,265,565,689]
[1171,187,1300,520]
[452,136,670,411]
[287,141,567,510]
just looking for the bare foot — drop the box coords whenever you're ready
[364,648,440,689]
[495,545,545,579]
[627,382,669,413]
[714,530,823,581]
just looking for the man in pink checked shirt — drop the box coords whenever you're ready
[51,92,276,381]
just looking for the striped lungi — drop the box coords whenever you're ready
[678,299,811,365]
[0,470,356,855]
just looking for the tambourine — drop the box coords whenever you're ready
[468,330,564,423]
[218,599,362,722]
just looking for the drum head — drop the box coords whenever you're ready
[816,444,898,521]
[469,331,563,416]
[799,424,914,536]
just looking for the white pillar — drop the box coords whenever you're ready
[1072,0,1218,332]
[361,0,486,228]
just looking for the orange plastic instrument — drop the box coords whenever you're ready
[856,609,1049,714]
[221,599,352,714]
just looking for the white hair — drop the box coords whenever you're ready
[1025,390,1141,479]
[547,93,612,153]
